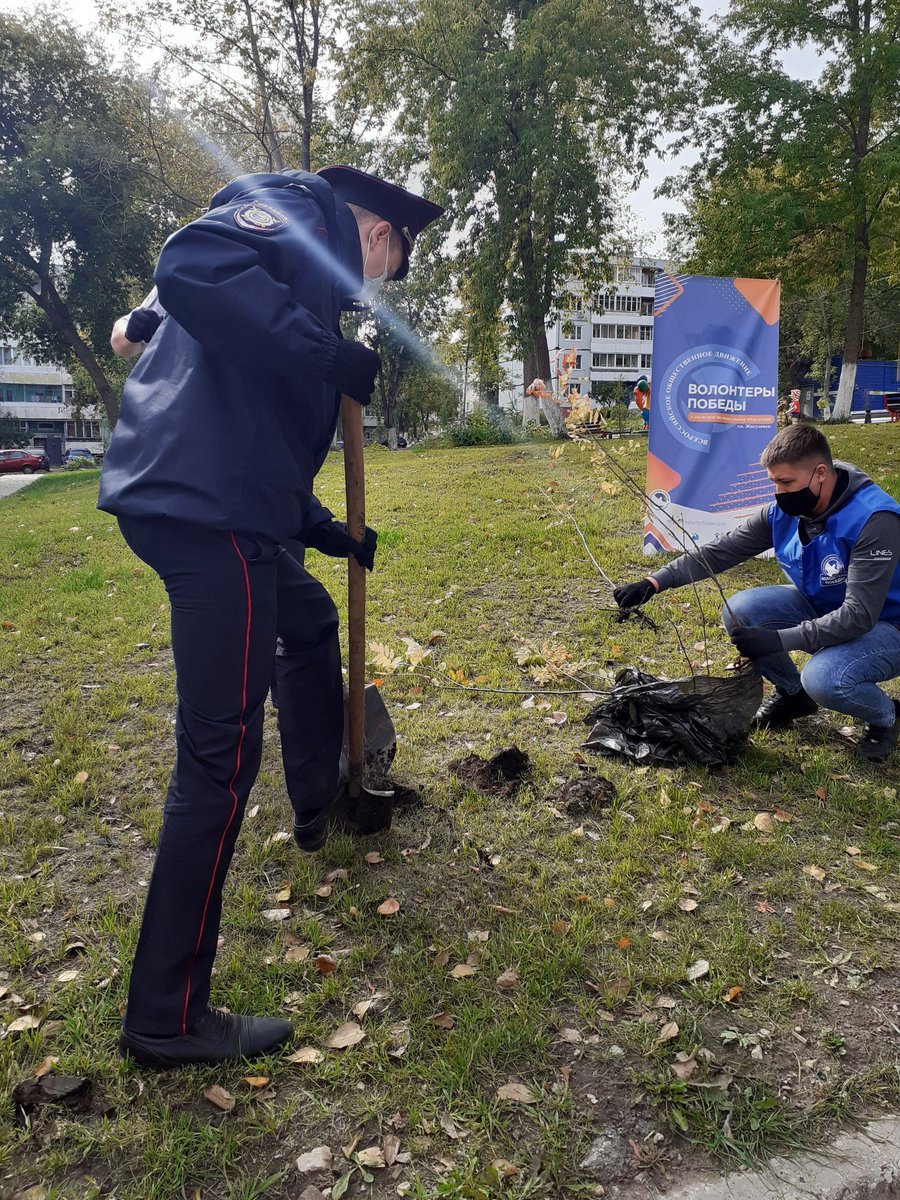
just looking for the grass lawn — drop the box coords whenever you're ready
[0,426,898,1200]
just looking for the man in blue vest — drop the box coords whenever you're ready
[98,166,444,1067]
[614,424,900,762]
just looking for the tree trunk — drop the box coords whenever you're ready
[36,278,120,428]
[832,234,867,422]
[521,345,540,425]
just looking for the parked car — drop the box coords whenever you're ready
[63,448,97,464]
[0,448,49,474]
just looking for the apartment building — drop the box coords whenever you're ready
[500,256,665,413]
[0,342,104,454]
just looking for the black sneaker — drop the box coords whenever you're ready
[119,1008,292,1068]
[752,686,819,731]
[857,700,900,763]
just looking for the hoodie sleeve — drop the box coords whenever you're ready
[650,507,774,591]
[779,511,900,652]
[155,187,340,380]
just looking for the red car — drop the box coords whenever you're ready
[0,448,49,474]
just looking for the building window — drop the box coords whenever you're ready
[640,298,654,316]
[575,353,582,370]
[573,325,583,340]
[641,354,653,369]
[640,325,653,341]
[63,386,75,403]
[641,268,657,287]
[592,323,603,338]
[65,419,100,439]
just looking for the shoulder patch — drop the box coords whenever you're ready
[234,202,289,233]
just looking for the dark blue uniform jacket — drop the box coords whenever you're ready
[98,171,363,543]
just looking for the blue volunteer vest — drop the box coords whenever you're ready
[769,478,900,619]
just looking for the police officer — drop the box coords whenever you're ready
[98,166,444,1067]
[615,424,900,762]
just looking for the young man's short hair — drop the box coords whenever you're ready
[760,423,833,470]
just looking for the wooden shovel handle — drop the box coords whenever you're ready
[341,394,366,799]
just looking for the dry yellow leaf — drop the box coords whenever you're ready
[377,897,400,915]
[286,1046,323,1065]
[323,1021,366,1050]
[496,1081,538,1104]
[203,1084,235,1112]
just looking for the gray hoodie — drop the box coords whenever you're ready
[650,461,900,654]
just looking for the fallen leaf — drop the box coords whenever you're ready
[388,1020,410,1057]
[275,885,291,903]
[723,986,743,1003]
[686,959,710,981]
[490,1159,519,1178]
[34,1056,58,1078]
[753,812,775,833]
[650,930,670,942]
[357,1145,386,1168]
[439,1111,463,1139]
[851,858,878,872]
[670,1054,698,1081]
[383,1133,401,1166]
[203,1084,235,1112]
[468,929,490,943]
[803,865,826,882]
[324,868,348,884]
[551,919,571,936]
[365,851,384,864]
[845,845,862,856]
[5,1014,41,1034]
[377,897,400,916]
[773,807,794,823]
[433,948,450,968]
[652,995,677,1009]
[616,938,632,950]
[286,1046,323,1065]
[655,1021,679,1044]
[557,1027,582,1044]
[262,908,291,922]
[816,786,827,801]
[496,969,520,991]
[57,969,79,984]
[755,900,776,914]
[315,884,333,898]
[73,771,89,785]
[710,817,732,834]
[497,1082,538,1104]
[678,897,699,912]
[284,944,310,964]
[323,1022,366,1050]
[313,954,338,974]
[244,1075,270,1088]
[450,963,477,979]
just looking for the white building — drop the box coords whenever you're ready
[0,342,104,454]
[500,255,664,413]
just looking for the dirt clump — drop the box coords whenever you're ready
[450,745,531,795]
[556,774,616,817]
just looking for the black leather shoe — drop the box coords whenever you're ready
[292,793,338,853]
[751,686,819,731]
[857,701,900,763]
[119,1008,292,1068]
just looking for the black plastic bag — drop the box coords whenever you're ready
[583,666,763,768]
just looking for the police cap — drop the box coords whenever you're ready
[318,165,444,280]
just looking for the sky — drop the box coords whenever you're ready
[13,0,826,257]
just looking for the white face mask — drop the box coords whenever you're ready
[355,229,391,303]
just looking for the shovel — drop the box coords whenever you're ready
[336,392,396,834]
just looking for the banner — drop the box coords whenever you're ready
[644,275,780,555]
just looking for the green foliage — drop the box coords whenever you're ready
[668,0,900,412]
[446,407,521,447]
[0,12,208,425]
[0,410,29,448]
[346,0,697,381]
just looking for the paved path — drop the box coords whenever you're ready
[610,1114,900,1199]
[0,473,48,500]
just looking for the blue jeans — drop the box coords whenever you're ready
[721,585,900,726]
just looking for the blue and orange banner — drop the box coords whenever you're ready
[644,275,780,554]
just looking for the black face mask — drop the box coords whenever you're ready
[775,469,823,518]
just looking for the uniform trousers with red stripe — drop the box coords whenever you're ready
[117,515,343,1035]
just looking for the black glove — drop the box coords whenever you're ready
[613,578,657,611]
[328,340,380,405]
[124,307,162,344]
[730,625,782,659]
[305,520,378,571]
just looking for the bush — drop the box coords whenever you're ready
[63,456,97,471]
[446,407,522,447]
